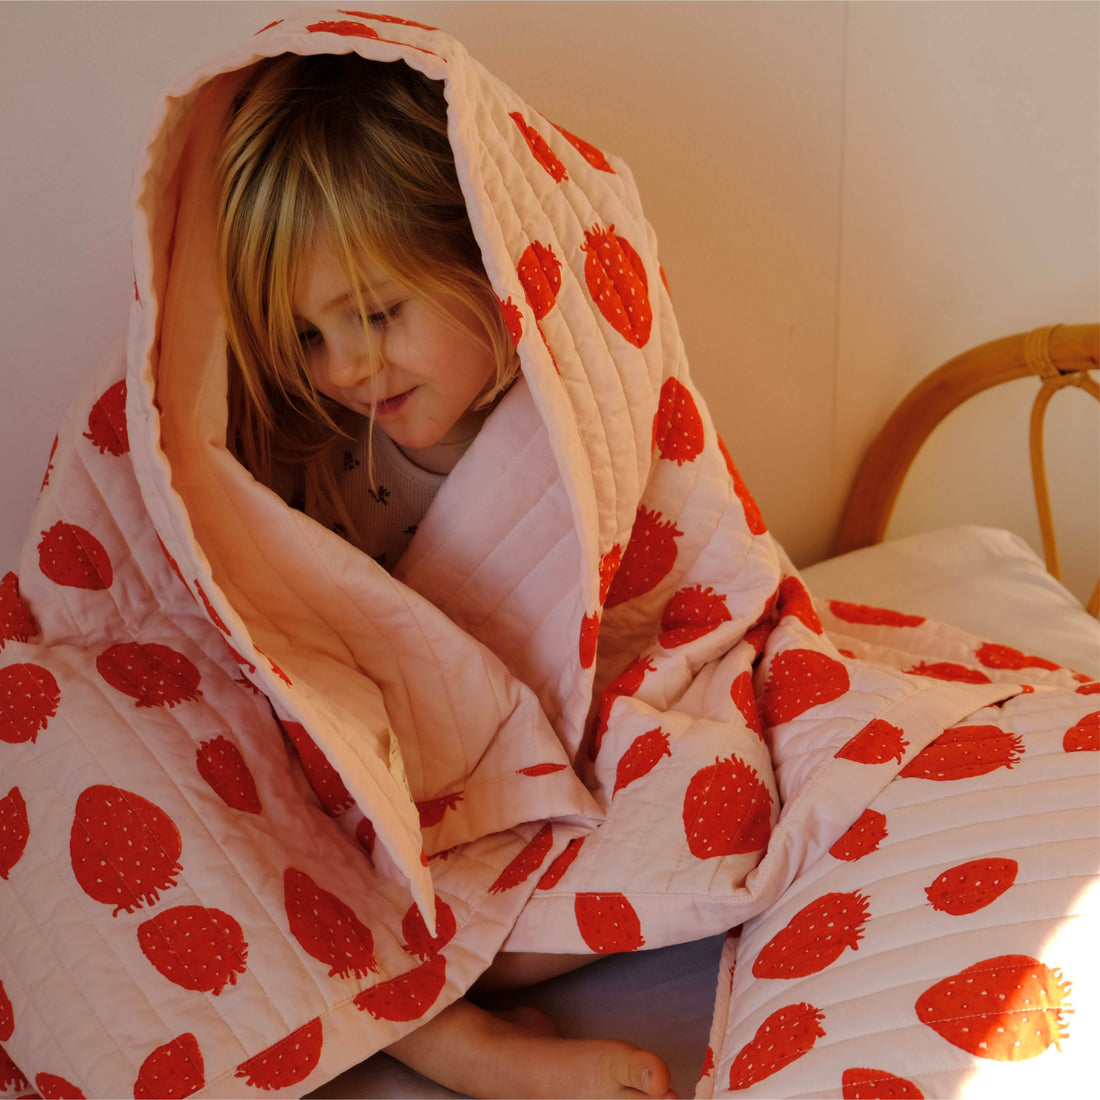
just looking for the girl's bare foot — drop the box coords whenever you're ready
[386,996,675,1099]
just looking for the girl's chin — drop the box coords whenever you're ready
[389,417,489,474]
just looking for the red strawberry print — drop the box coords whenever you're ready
[37,522,113,590]
[0,787,29,880]
[589,653,656,760]
[1064,711,1099,752]
[760,586,781,619]
[610,654,656,697]
[235,1018,322,1091]
[134,1033,204,1099]
[356,815,376,855]
[401,898,458,959]
[698,1045,715,1081]
[835,719,909,765]
[683,755,773,858]
[510,112,568,181]
[659,585,732,648]
[0,980,12,1041]
[613,728,671,795]
[0,661,60,743]
[778,576,822,633]
[916,953,1071,1059]
[260,649,293,686]
[603,654,655,707]
[537,835,585,890]
[828,601,925,628]
[925,857,1018,915]
[0,572,37,648]
[900,725,1023,781]
[83,379,129,456]
[582,224,652,348]
[598,544,623,604]
[579,611,600,669]
[196,736,262,814]
[224,647,254,680]
[416,791,464,829]
[194,581,231,636]
[830,808,888,861]
[653,377,704,465]
[498,296,523,347]
[284,867,378,979]
[730,671,763,737]
[552,122,614,172]
[70,784,183,914]
[727,1002,825,1089]
[138,905,248,994]
[762,649,850,726]
[906,660,991,684]
[604,506,682,609]
[517,762,568,777]
[744,618,775,659]
[156,534,190,593]
[0,1047,27,1092]
[975,642,1059,672]
[516,241,561,320]
[489,823,554,893]
[282,721,354,815]
[35,1072,86,1098]
[842,1067,924,1099]
[307,19,380,38]
[96,642,202,708]
[718,437,767,535]
[355,953,447,1021]
[340,9,438,31]
[41,433,58,488]
[574,892,645,953]
[752,891,870,979]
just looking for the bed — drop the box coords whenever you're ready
[311,321,1098,1099]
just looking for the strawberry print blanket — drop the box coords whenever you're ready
[2,9,1097,1098]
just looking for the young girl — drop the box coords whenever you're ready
[218,53,519,563]
[218,49,672,1100]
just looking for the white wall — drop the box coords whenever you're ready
[835,1,1100,604]
[1,1,1096,601]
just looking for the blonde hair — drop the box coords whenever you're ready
[215,53,515,529]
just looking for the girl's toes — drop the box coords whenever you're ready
[621,1048,672,1098]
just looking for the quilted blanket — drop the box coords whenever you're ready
[2,9,1096,1098]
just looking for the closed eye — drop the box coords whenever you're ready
[297,326,322,349]
[367,302,404,329]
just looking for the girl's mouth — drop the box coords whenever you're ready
[371,389,413,417]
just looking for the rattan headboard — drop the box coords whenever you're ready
[833,323,1100,615]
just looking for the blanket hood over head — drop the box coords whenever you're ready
[1,9,1027,1097]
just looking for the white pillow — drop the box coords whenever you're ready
[800,525,1099,678]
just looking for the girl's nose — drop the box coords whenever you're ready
[326,340,381,389]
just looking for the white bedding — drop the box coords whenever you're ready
[801,525,1098,679]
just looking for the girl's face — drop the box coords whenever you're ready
[291,237,501,462]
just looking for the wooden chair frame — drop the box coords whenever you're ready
[834,322,1100,615]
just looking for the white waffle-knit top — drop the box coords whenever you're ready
[329,425,450,570]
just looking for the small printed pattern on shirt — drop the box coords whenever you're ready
[336,425,446,569]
